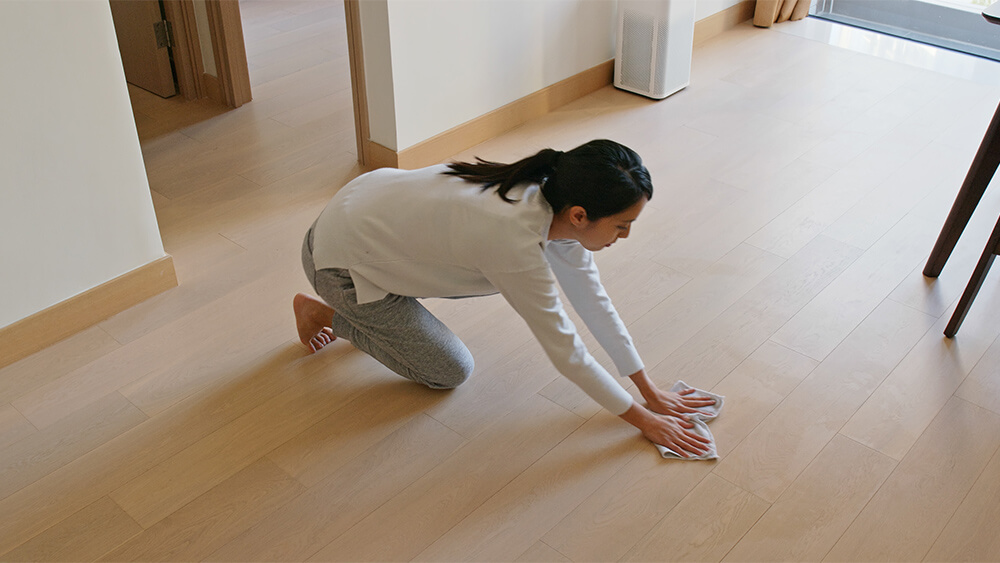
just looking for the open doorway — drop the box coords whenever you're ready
[110,0,252,135]
[812,0,1000,61]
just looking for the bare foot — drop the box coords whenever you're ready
[293,293,336,353]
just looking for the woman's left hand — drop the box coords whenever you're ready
[644,387,716,418]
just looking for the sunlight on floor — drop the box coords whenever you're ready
[774,16,1000,86]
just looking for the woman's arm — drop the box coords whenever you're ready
[486,266,636,416]
[544,240,643,376]
[486,266,714,455]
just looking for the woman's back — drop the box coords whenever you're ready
[310,165,553,303]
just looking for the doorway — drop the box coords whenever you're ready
[109,0,178,98]
[110,0,252,109]
[812,0,1000,61]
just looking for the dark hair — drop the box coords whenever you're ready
[443,139,652,219]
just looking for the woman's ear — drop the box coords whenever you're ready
[567,205,589,227]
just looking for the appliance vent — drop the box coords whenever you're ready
[614,0,695,100]
[619,9,655,91]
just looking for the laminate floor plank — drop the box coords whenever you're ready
[96,242,278,346]
[515,541,572,563]
[0,497,141,563]
[0,326,120,404]
[424,342,560,438]
[541,340,816,563]
[12,266,304,429]
[955,328,1000,416]
[265,375,447,488]
[825,397,1000,562]
[771,212,941,362]
[0,344,323,556]
[99,458,305,563]
[621,473,771,563]
[629,243,785,372]
[647,234,859,391]
[310,395,584,562]
[821,142,967,251]
[923,445,1000,562]
[706,340,821,459]
[107,348,390,528]
[205,415,466,563]
[723,435,896,562]
[840,282,1000,461]
[654,159,836,278]
[0,404,34,451]
[714,298,935,502]
[410,414,642,562]
[887,186,1000,318]
[0,392,146,502]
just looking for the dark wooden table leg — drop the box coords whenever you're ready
[924,98,1000,278]
[945,214,1000,337]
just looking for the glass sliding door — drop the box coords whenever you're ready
[812,0,1000,61]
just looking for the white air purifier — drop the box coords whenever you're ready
[614,0,696,99]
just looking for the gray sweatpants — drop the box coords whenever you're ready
[301,225,475,389]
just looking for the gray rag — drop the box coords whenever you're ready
[654,381,724,460]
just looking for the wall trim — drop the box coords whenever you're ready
[695,0,756,45]
[358,0,755,170]
[0,256,178,370]
[364,59,614,170]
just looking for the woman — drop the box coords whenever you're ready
[294,139,714,457]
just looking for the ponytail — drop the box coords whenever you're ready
[443,148,562,203]
[444,139,652,219]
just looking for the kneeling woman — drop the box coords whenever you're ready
[295,139,713,457]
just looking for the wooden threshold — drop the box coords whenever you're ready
[0,256,178,370]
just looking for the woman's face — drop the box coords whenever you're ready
[567,197,647,251]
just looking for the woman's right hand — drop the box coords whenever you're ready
[619,402,712,458]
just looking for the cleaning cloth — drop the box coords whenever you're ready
[654,381,724,460]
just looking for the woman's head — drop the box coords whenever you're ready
[444,139,653,219]
[542,139,652,219]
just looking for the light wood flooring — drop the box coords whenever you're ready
[4,1,1000,560]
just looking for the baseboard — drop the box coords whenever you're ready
[695,0,756,45]
[364,59,615,170]
[365,139,400,170]
[363,0,755,170]
[0,255,178,370]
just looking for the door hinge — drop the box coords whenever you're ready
[153,19,173,49]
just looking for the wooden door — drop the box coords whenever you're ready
[109,0,177,98]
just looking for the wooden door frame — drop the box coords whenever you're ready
[161,0,251,108]
[165,0,366,156]
[344,0,371,167]
[161,0,203,100]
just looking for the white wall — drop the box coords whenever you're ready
[365,0,745,152]
[0,0,166,329]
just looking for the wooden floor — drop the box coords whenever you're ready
[4,1,1000,560]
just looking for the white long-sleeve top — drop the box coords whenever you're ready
[311,165,642,415]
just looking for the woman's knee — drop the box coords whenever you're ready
[419,349,474,390]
